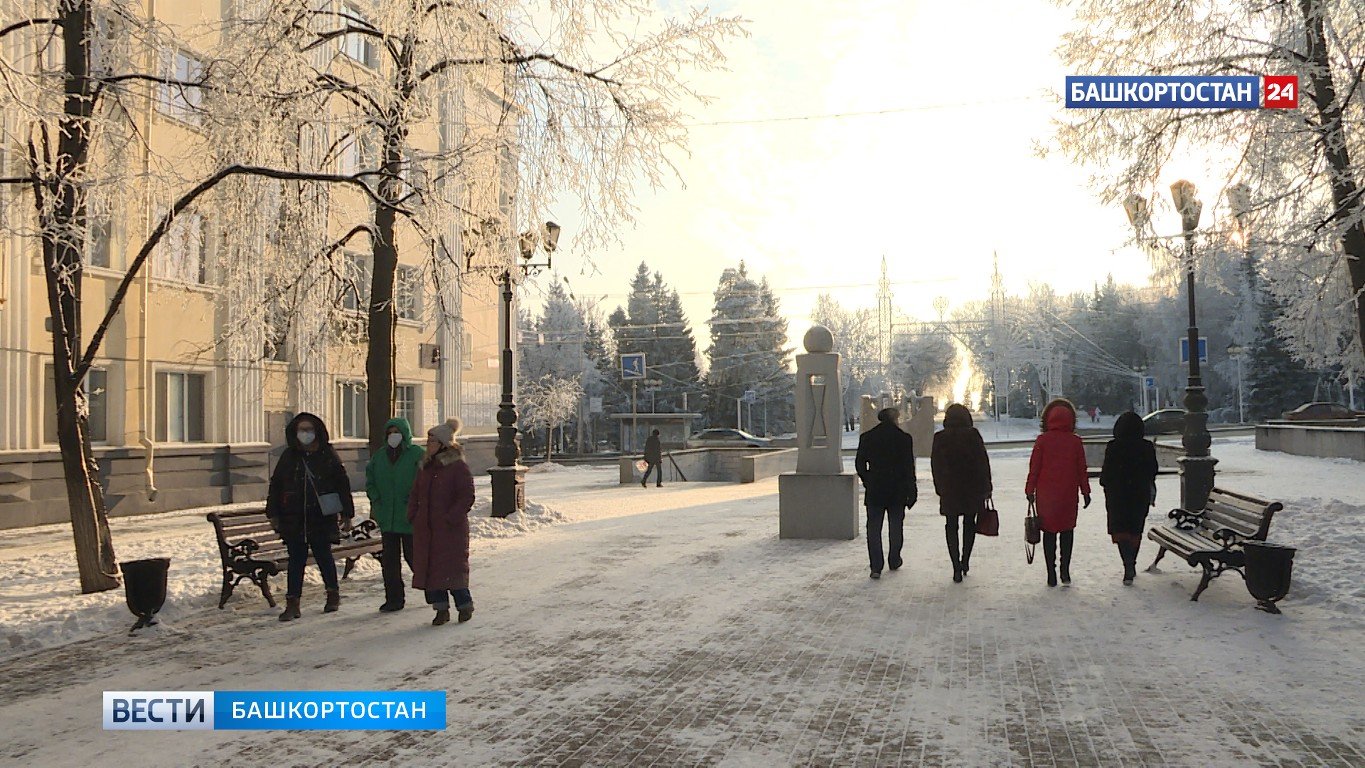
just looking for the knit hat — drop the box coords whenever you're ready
[427,418,462,448]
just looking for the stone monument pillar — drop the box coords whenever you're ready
[907,395,935,458]
[779,326,858,539]
[859,395,878,434]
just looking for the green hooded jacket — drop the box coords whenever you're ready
[365,417,424,534]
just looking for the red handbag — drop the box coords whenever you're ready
[976,498,1000,537]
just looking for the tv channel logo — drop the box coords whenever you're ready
[104,691,447,731]
[1066,75,1298,109]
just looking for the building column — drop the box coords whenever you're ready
[0,230,32,449]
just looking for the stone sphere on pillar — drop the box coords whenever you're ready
[803,325,834,354]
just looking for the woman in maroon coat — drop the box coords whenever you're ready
[1024,399,1091,587]
[408,419,476,626]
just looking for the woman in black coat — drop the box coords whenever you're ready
[265,411,356,620]
[931,404,993,583]
[1098,411,1159,585]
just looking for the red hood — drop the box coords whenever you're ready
[1045,404,1075,432]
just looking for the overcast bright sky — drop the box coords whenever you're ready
[527,0,1163,347]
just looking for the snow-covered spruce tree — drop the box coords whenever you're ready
[1052,0,1364,375]
[239,0,744,449]
[649,271,700,412]
[704,262,793,434]
[0,1,381,592]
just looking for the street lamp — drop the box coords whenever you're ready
[1125,181,1217,510]
[488,220,561,518]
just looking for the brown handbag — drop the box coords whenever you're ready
[1025,500,1041,563]
[976,498,1000,537]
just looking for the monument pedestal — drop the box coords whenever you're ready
[779,472,858,540]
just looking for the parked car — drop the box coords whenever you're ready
[685,428,772,449]
[1281,402,1364,421]
[1142,408,1186,435]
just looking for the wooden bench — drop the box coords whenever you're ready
[1147,487,1283,602]
[207,507,383,608]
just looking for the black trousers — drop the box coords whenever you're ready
[642,461,662,486]
[381,531,414,606]
[946,511,977,570]
[866,505,906,572]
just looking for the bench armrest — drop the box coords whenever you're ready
[227,538,262,560]
[1169,507,1203,531]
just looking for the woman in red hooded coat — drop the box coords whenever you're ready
[1025,399,1091,587]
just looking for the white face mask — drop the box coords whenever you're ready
[297,430,316,446]
[387,433,403,448]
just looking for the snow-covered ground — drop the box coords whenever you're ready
[0,437,1360,766]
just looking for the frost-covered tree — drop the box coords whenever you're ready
[519,373,582,460]
[704,262,793,434]
[607,263,701,413]
[235,0,744,448]
[890,333,956,399]
[1053,0,1364,374]
[0,0,381,592]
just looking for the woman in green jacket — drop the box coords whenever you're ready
[366,417,425,612]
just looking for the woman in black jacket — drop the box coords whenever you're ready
[931,404,993,582]
[266,412,356,620]
[1099,411,1159,585]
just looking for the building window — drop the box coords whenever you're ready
[337,130,375,177]
[340,251,370,311]
[88,213,112,269]
[341,5,378,67]
[156,371,206,442]
[395,384,416,429]
[44,366,108,444]
[153,208,206,284]
[396,264,421,321]
[339,380,367,439]
[158,50,204,122]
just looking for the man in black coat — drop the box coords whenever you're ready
[855,407,917,578]
[641,429,663,487]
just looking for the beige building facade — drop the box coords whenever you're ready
[0,1,511,527]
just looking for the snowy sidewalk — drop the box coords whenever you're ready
[0,441,1362,766]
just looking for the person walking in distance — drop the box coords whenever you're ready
[1025,399,1091,587]
[1099,411,1159,585]
[855,407,917,579]
[366,417,424,613]
[265,412,355,621]
[408,419,476,626]
[642,429,663,488]
[931,404,993,583]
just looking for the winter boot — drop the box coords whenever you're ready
[1043,533,1058,587]
[457,604,474,623]
[1059,531,1074,585]
[1120,542,1138,585]
[946,526,963,582]
[323,589,341,613]
[432,609,451,626]
[278,597,301,622]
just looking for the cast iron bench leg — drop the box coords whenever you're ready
[1190,565,1215,601]
[1147,546,1168,573]
[342,556,358,580]
[250,570,277,608]
[218,569,235,609]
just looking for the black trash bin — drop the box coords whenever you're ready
[1243,542,1295,615]
[120,558,171,633]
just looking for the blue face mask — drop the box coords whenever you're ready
[297,430,316,446]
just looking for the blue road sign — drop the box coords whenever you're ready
[1179,337,1208,365]
[621,353,646,380]
[1143,376,1156,388]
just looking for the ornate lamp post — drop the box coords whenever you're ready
[488,221,561,518]
[1125,182,1216,509]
